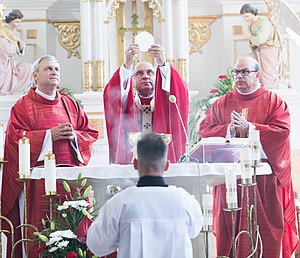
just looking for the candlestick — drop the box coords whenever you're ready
[225,168,238,209]
[240,147,253,184]
[19,132,30,178]
[0,122,3,161]
[44,151,57,195]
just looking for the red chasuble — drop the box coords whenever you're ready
[104,65,189,164]
[1,88,98,258]
[200,86,298,258]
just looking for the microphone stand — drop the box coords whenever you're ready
[169,95,190,162]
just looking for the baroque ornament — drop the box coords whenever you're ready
[188,16,218,54]
[53,22,81,58]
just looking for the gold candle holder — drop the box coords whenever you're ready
[84,60,93,92]
[95,60,105,92]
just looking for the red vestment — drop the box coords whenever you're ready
[199,86,298,258]
[1,87,98,258]
[104,65,189,164]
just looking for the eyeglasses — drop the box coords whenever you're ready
[134,69,155,77]
[231,69,258,77]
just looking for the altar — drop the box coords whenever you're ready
[31,162,272,258]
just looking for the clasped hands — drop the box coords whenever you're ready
[230,110,249,135]
[51,123,75,141]
[124,43,165,68]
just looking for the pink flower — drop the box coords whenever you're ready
[218,75,227,79]
[66,251,78,258]
[209,89,219,94]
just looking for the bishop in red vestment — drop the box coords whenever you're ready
[200,56,298,258]
[1,55,98,258]
[104,43,189,164]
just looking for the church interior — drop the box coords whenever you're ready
[1,0,300,257]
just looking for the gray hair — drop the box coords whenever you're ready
[240,4,259,16]
[32,55,59,73]
[31,55,59,85]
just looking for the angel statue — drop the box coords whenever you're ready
[0,9,32,95]
[240,3,288,88]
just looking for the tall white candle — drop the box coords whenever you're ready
[249,129,260,144]
[202,193,213,228]
[44,151,56,195]
[240,147,253,184]
[0,122,4,161]
[249,129,261,162]
[19,133,30,177]
[225,169,238,208]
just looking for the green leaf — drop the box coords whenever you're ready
[63,181,71,193]
[50,220,55,230]
[83,185,93,199]
[77,247,83,257]
[37,234,49,243]
[77,172,82,181]
[41,218,46,226]
[81,178,87,187]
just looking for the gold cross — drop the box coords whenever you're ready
[118,0,150,39]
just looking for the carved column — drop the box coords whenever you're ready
[173,0,189,81]
[164,0,173,61]
[80,0,93,91]
[94,0,105,91]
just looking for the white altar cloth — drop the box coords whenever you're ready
[30,163,272,258]
[31,162,272,183]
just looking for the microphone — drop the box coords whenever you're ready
[169,95,190,162]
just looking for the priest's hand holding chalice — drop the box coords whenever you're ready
[128,132,172,162]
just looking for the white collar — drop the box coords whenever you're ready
[236,83,261,95]
[35,87,57,100]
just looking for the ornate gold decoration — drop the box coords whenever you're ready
[105,1,121,23]
[84,60,93,92]
[27,29,37,39]
[117,1,153,66]
[177,58,187,81]
[188,16,218,54]
[141,0,163,23]
[89,118,104,139]
[95,60,105,92]
[53,22,81,58]
[106,0,162,23]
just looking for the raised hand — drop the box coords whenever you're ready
[124,43,139,69]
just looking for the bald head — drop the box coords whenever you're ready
[233,56,260,94]
[133,62,155,97]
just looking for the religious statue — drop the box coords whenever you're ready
[240,3,287,88]
[0,9,32,95]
